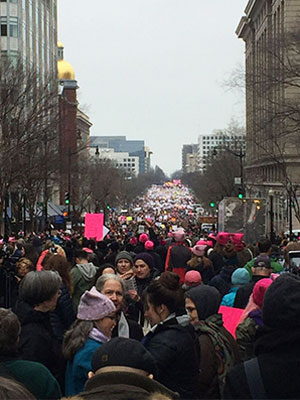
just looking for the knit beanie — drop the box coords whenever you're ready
[92,337,158,377]
[115,251,133,266]
[252,278,273,307]
[133,252,154,270]
[77,287,116,320]
[263,274,300,328]
[231,268,250,285]
[139,233,149,243]
[144,240,154,250]
[216,232,230,246]
[184,270,202,287]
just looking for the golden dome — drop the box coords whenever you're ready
[57,59,75,80]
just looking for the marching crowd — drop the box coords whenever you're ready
[0,184,300,399]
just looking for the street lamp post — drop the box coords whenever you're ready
[268,189,275,243]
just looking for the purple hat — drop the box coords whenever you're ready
[77,287,116,321]
[134,252,154,270]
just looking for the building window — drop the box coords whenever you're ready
[9,17,18,37]
[1,17,7,36]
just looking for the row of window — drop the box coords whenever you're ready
[0,0,18,3]
[0,17,18,37]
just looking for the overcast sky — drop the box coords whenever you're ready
[58,1,246,175]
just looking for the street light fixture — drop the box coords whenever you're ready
[268,189,275,243]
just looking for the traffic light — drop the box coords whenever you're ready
[64,191,70,205]
[209,202,215,208]
[238,188,244,199]
[63,211,68,217]
[106,204,111,210]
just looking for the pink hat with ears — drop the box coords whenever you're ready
[139,233,149,243]
[207,240,214,247]
[253,278,273,307]
[208,233,216,241]
[145,240,154,250]
[192,244,207,257]
[231,233,245,251]
[196,240,207,246]
[216,232,230,246]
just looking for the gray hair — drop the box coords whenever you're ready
[0,308,21,354]
[19,270,62,307]
[96,273,124,293]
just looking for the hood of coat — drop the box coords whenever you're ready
[76,262,98,281]
[185,285,221,321]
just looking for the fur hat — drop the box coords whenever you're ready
[133,252,154,270]
[92,337,158,376]
[77,287,116,321]
[115,251,133,266]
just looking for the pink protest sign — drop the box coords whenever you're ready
[84,213,104,241]
[218,305,244,338]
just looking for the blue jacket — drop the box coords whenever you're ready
[221,287,239,307]
[65,338,102,396]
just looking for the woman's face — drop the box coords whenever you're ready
[101,279,123,312]
[185,297,199,326]
[17,262,31,278]
[134,259,151,279]
[116,259,132,274]
[144,299,162,327]
[95,313,117,338]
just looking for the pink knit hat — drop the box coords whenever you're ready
[144,240,154,250]
[77,287,116,321]
[253,278,273,308]
[192,244,207,257]
[216,232,230,246]
[184,270,202,287]
[196,240,207,246]
[139,233,149,243]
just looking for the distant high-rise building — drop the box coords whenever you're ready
[90,136,151,174]
[0,0,57,79]
[182,144,198,173]
[198,130,245,173]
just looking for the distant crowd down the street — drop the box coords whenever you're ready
[1,181,300,399]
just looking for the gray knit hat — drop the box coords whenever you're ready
[115,251,134,266]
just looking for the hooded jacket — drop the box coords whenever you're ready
[71,262,98,312]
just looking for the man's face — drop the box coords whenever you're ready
[101,279,123,312]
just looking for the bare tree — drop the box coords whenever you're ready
[0,57,59,233]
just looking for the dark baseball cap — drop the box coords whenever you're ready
[254,255,271,269]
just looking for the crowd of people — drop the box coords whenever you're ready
[0,183,300,399]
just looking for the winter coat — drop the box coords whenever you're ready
[196,326,239,399]
[126,268,160,325]
[187,260,215,284]
[235,310,262,361]
[208,266,236,296]
[208,251,225,275]
[111,315,144,341]
[0,355,61,400]
[71,262,98,311]
[143,317,200,399]
[50,284,76,342]
[65,338,103,396]
[80,371,179,400]
[221,287,239,307]
[14,299,63,381]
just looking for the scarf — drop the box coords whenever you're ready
[195,313,235,396]
[89,327,110,344]
[118,312,130,338]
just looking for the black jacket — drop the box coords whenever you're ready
[14,299,63,380]
[143,317,200,399]
[50,284,76,342]
[112,316,144,341]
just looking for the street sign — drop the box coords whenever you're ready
[234,177,242,185]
